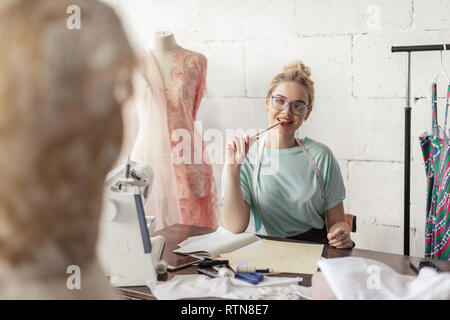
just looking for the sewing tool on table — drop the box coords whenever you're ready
[236,266,274,273]
[198,267,264,285]
[197,260,229,268]
[235,272,264,285]
[197,260,265,285]
[410,260,441,274]
[197,267,234,278]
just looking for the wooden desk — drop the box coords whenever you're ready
[117,224,450,300]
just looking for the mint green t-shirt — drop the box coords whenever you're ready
[221,137,346,238]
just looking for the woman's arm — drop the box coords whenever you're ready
[324,202,353,249]
[223,165,251,233]
[222,135,254,234]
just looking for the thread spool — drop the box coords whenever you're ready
[236,266,273,273]
[155,260,168,274]
[236,266,256,273]
[217,267,234,278]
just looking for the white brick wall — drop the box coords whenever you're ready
[104,0,450,257]
[196,0,296,42]
[183,42,247,97]
[414,0,450,31]
[353,31,450,98]
[294,0,412,35]
[245,36,352,98]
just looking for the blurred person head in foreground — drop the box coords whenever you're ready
[0,0,135,298]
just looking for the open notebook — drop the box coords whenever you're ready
[173,227,325,274]
[173,227,260,259]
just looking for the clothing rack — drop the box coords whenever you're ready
[391,44,450,256]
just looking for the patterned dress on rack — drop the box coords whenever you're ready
[165,46,218,228]
[419,83,450,260]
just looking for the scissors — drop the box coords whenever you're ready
[197,259,229,268]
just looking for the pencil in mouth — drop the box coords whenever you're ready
[277,118,294,125]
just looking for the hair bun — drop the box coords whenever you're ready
[283,60,311,78]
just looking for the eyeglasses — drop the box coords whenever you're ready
[269,94,311,116]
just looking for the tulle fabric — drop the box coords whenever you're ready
[120,48,182,231]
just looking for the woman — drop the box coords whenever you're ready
[0,0,135,298]
[222,61,354,249]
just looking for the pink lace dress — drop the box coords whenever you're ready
[165,46,218,228]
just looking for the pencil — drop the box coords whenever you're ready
[250,121,286,139]
[409,262,419,274]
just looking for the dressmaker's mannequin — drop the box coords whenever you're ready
[128,31,218,228]
[151,31,178,84]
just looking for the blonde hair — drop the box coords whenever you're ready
[0,0,135,268]
[267,60,315,107]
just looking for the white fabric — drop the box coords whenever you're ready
[147,275,311,300]
[317,257,450,300]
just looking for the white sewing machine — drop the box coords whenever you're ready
[97,159,165,287]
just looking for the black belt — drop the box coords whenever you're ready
[287,227,356,248]
[287,227,328,244]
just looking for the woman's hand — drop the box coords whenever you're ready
[223,135,255,234]
[325,203,353,249]
[327,227,353,249]
[225,135,257,166]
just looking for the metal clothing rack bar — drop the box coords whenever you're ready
[391,43,450,256]
[392,44,450,52]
